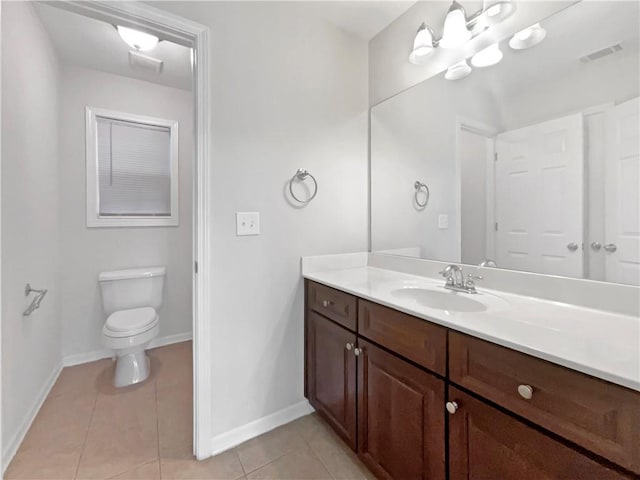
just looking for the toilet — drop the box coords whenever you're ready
[99,266,166,387]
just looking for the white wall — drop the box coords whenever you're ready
[152,1,369,441]
[58,66,193,358]
[1,1,61,466]
[370,72,501,261]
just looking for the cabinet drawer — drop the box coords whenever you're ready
[358,299,447,376]
[449,332,640,474]
[307,281,357,332]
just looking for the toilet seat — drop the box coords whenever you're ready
[103,307,158,338]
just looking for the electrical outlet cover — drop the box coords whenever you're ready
[236,212,260,236]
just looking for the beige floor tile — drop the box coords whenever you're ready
[160,449,244,480]
[246,449,332,480]
[236,424,306,474]
[307,429,373,480]
[49,359,113,398]
[5,450,82,480]
[150,342,193,392]
[157,386,192,460]
[76,383,159,479]
[109,460,161,480]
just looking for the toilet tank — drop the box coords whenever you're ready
[99,266,166,316]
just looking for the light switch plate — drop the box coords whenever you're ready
[438,214,449,229]
[236,212,260,236]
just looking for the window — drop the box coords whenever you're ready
[86,107,179,227]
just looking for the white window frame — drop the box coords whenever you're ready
[85,106,180,227]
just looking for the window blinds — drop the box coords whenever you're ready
[96,116,171,216]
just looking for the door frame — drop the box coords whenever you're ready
[455,116,498,264]
[25,1,213,460]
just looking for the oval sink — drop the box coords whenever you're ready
[391,287,488,313]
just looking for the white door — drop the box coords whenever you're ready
[494,113,584,277]
[604,97,640,285]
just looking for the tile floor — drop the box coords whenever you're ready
[6,341,373,480]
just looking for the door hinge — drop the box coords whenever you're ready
[494,152,498,161]
[194,261,198,274]
[495,222,499,231]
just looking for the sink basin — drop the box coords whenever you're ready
[391,287,488,313]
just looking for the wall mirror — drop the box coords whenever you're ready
[370,0,640,286]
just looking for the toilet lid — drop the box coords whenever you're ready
[106,307,157,332]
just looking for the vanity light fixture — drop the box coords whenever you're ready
[409,23,436,64]
[509,23,547,50]
[445,59,472,80]
[117,26,159,52]
[471,43,503,67]
[440,1,472,49]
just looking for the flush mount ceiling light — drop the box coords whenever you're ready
[117,26,159,52]
[481,1,516,26]
[445,59,472,80]
[440,1,471,49]
[409,23,435,64]
[509,23,547,50]
[471,43,503,67]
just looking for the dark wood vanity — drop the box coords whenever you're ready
[304,280,640,480]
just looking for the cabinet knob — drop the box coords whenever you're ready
[322,300,333,308]
[517,384,534,400]
[603,243,617,253]
[353,347,362,356]
[345,343,353,351]
[446,401,458,414]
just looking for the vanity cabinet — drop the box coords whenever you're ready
[448,387,628,479]
[304,280,638,479]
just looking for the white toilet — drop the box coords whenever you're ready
[99,266,166,387]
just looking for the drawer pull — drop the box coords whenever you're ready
[353,347,363,356]
[345,342,353,351]
[446,401,459,414]
[518,384,534,400]
[322,300,334,308]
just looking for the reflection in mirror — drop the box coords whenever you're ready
[371,1,640,286]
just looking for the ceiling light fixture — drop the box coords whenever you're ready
[445,59,472,80]
[471,43,503,67]
[409,23,435,64]
[117,26,159,52]
[509,23,547,50]
[440,1,471,49]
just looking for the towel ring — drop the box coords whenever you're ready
[414,181,430,208]
[289,168,318,204]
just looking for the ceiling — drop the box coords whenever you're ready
[33,3,193,91]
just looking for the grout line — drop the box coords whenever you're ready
[154,374,163,479]
[235,448,247,477]
[73,391,99,480]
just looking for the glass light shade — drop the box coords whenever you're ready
[471,43,503,67]
[440,2,471,49]
[509,23,547,50]
[117,26,159,52]
[481,1,516,26]
[445,59,472,80]
[409,24,434,64]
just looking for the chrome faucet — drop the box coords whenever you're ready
[439,264,482,294]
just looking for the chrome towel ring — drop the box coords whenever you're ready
[289,168,318,204]
[414,181,430,208]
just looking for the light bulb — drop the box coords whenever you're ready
[440,2,471,49]
[445,59,472,80]
[117,26,159,52]
[409,24,435,64]
[471,43,503,67]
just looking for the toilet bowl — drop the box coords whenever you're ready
[99,267,165,387]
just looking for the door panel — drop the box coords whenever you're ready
[605,97,640,285]
[495,113,584,277]
[358,339,445,480]
[306,311,357,449]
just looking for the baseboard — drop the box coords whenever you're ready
[209,400,315,457]
[62,331,193,367]
[2,362,63,474]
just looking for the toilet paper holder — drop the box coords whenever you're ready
[23,283,48,316]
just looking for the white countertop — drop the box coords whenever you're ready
[304,266,640,392]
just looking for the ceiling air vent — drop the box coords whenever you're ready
[579,43,623,64]
[129,50,164,73]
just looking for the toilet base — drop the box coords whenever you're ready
[114,349,150,388]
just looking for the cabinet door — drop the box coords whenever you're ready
[306,311,357,449]
[448,387,630,480]
[357,339,445,480]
